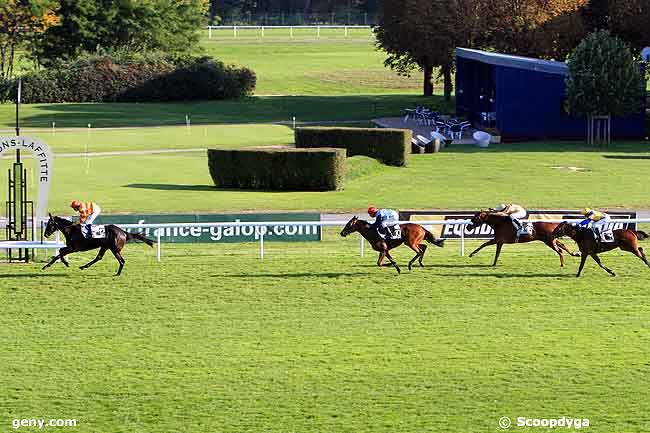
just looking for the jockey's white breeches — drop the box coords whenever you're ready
[509,210,527,220]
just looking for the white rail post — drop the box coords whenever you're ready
[208,26,212,39]
[261,26,265,38]
[317,25,320,38]
[234,25,237,38]
[290,26,293,38]
[460,222,465,257]
[156,230,161,262]
[345,26,348,37]
[260,231,264,259]
[360,236,364,257]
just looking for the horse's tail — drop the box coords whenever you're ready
[126,231,155,247]
[635,230,649,241]
[424,228,445,248]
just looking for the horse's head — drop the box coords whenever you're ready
[552,221,576,239]
[340,216,361,237]
[43,213,58,238]
[467,211,489,230]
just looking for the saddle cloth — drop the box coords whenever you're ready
[516,222,534,237]
[379,225,402,240]
[83,224,107,239]
[598,229,615,243]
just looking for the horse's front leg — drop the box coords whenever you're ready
[469,239,497,258]
[385,251,401,274]
[556,240,580,257]
[576,253,588,277]
[492,242,504,266]
[42,247,72,270]
[590,253,616,276]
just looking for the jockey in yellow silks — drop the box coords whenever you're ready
[579,208,611,242]
[70,200,101,224]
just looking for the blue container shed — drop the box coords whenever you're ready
[455,47,646,141]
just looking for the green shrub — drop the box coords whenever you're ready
[208,148,346,191]
[12,54,256,103]
[294,127,410,167]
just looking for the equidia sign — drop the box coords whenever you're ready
[400,210,638,240]
[0,136,53,221]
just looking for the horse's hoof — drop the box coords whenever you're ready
[610,272,616,277]
[79,266,85,270]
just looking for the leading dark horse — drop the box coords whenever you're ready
[340,216,444,274]
[552,221,650,277]
[42,214,154,276]
[466,211,579,266]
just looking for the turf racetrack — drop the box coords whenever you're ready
[2,238,649,433]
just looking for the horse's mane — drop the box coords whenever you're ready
[53,215,74,227]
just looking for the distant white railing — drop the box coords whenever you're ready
[206,25,372,39]
[3,219,649,263]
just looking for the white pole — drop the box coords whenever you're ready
[360,236,364,257]
[234,25,237,38]
[261,26,265,38]
[317,26,320,38]
[292,116,296,129]
[460,224,465,257]
[260,232,264,259]
[345,26,348,37]
[208,26,212,39]
[290,26,293,38]
[156,230,161,262]
[85,123,91,175]
[32,217,37,259]
[51,121,56,135]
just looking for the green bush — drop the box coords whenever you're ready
[12,54,256,103]
[294,127,410,167]
[208,148,346,191]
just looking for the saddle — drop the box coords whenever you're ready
[81,224,107,239]
[596,229,615,243]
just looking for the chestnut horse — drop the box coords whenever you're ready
[466,211,579,266]
[552,221,649,277]
[340,216,444,274]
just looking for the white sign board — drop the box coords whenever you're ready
[0,136,53,220]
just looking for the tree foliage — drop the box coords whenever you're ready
[35,0,209,65]
[565,30,645,118]
[0,0,57,78]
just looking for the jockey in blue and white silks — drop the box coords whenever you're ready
[579,208,611,242]
[492,203,527,236]
[368,206,399,238]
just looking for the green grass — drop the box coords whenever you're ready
[201,38,422,95]
[0,94,448,128]
[4,141,649,215]
[2,239,650,433]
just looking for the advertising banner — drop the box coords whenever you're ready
[94,213,321,243]
[400,210,638,240]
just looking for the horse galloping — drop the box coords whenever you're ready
[466,211,579,266]
[42,214,155,276]
[340,216,444,274]
[552,221,650,277]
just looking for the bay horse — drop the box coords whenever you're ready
[42,214,154,276]
[340,216,444,274]
[466,211,579,266]
[552,221,650,277]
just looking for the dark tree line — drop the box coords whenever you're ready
[209,0,377,18]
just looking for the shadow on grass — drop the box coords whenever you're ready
[219,271,373,278]
[1,273,69,279]
[125,183,217,192]
[603,155,650,160]
[435,272,567,278]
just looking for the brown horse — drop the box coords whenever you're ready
[552,221,650,277]
[340,216,444,274]
[42,214,154,276]
[466,211,579,266]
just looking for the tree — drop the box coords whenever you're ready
[36,0,209,64]
[565,30,645,144]
[0,0,57,79]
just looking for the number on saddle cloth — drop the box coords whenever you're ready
[83,224,107,239]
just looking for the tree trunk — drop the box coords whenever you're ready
[442,64,453,102]
[423,64,434,96]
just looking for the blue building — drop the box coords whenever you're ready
[455,47,646,141]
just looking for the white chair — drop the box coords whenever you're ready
[473,131,491,148]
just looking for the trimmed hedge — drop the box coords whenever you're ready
[11,54,256,103]
[208,148,346,191]
[294,127,410,167]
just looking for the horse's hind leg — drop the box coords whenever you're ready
[590,253,616,276]
[418,244,428,267]
[407,243,422,271]
[110,247,126,276]
[80,247,107,270]
[545,240,565,267]
[638,247,650,268]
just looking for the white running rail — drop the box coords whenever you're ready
[206,25,372,39]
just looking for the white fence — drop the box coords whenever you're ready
[206,25,372,39]
[3,219,649,263]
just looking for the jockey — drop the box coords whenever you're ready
[492,203,527,236]
[368,206,399,238]
[578,208,611,242]
[70,200,101,224]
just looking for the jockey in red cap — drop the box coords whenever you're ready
[367,206,399,238]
